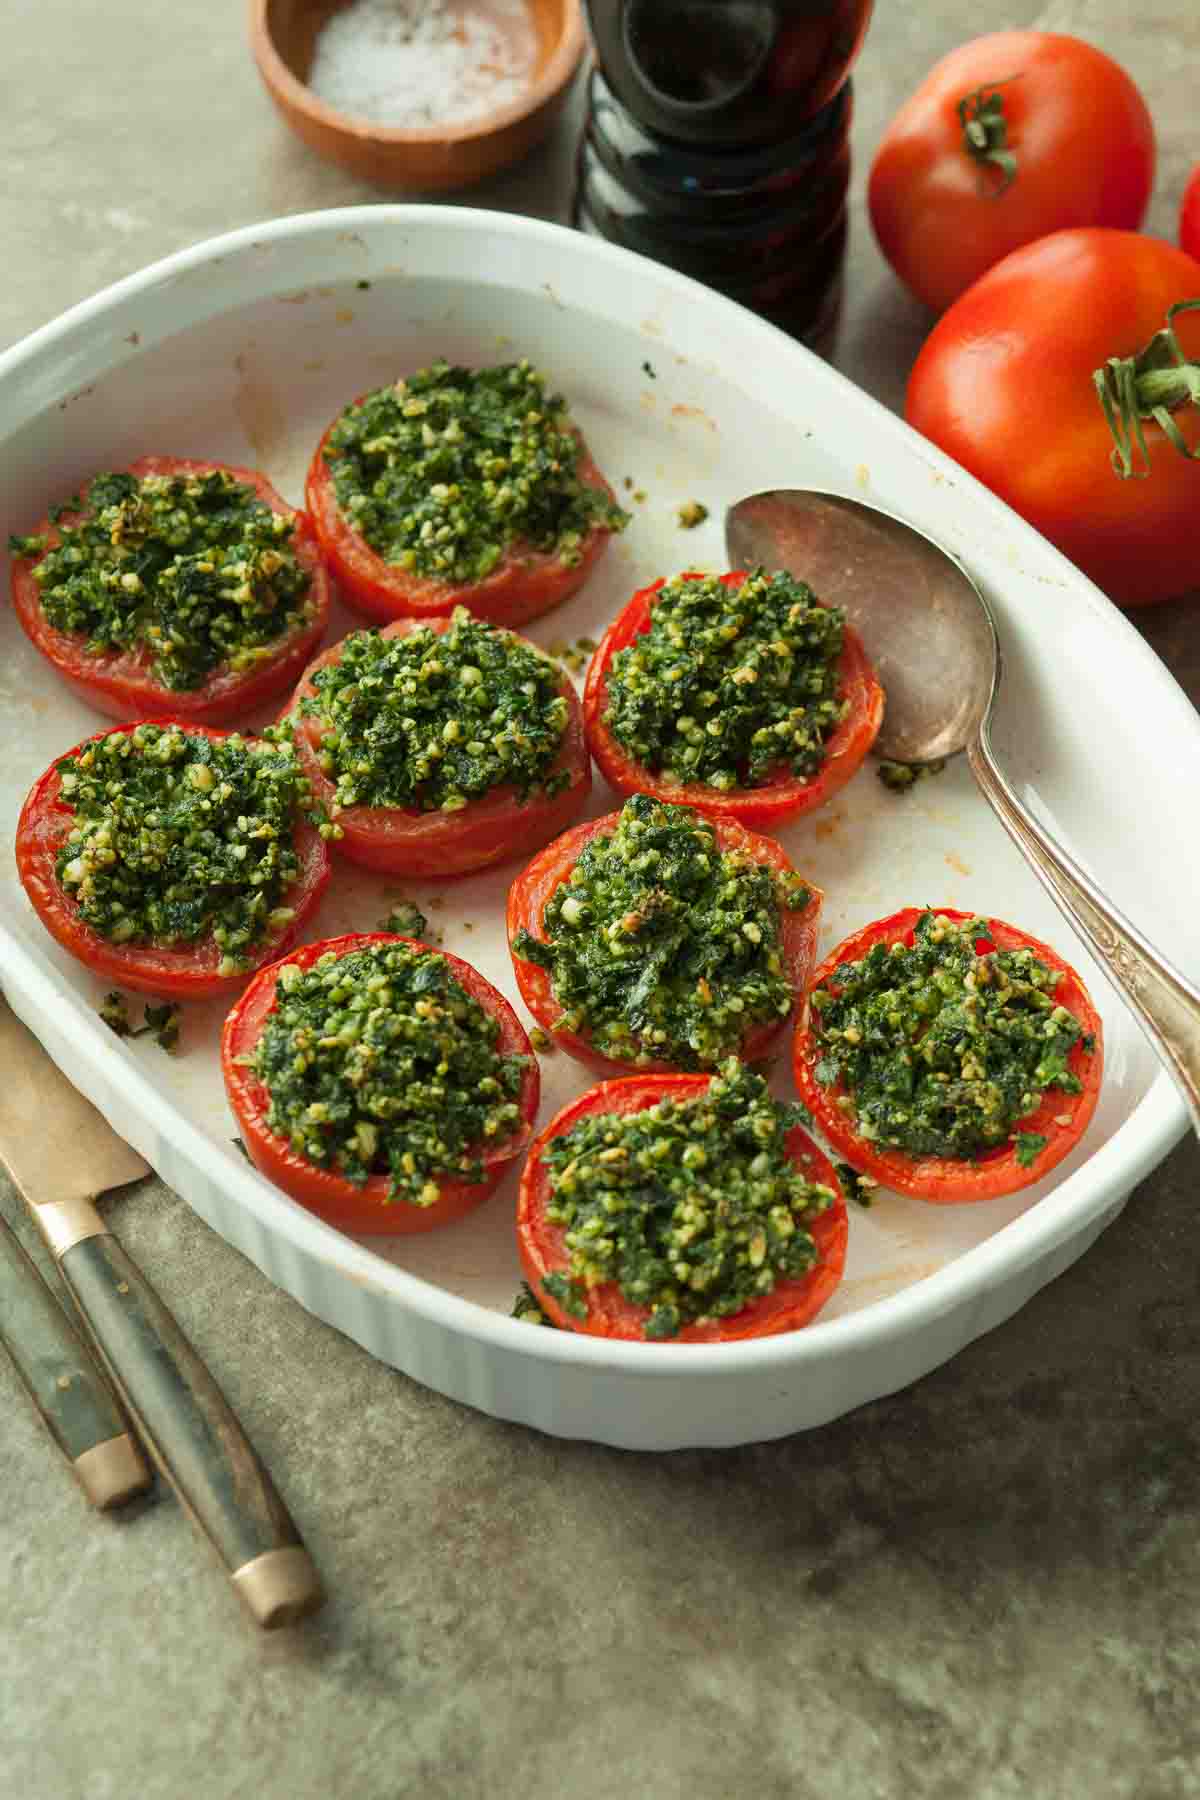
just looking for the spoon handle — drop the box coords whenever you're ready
[969,723,1200,1135]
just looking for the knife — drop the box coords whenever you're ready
[0,1207,152,1508]
[0,1003,325,1630]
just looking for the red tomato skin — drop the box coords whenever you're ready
[221,932,539,1236]
[583,571,884,829]
[1181,165,1200,263]
[869,32,1156,314]
[517,1073,848,1341]
[284,617,591,879]
[905,230,1200,608]
[305,407,620,629]
[507,809,823,1076]
[792,906,1104,1204]
[9,457,331,724]
[15,721,330,1001]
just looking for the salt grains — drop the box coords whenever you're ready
[307,0,540,129]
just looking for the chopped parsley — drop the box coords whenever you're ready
[878,758,947,793]
[379,899,428,939]
[55,724,309,972]
[322,358,629,585]
[809,911,1090,1164]
[601,568,848,792]
[300,609,570,812]
[99,991,182,1052]
[511,1282,557,1326]
[249,940,528,1206]
[513,795,811,1069]
[538,1061,836,1339]
[10,468,314,691]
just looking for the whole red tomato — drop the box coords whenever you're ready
[869,32,1155,314]
[905,229,1200,608]
[1182,165,1200,263]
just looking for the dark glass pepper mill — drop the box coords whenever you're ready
[574,1,874,354]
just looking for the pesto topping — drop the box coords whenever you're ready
[676,500,708,530]
[300,608,570,812]
[878,758,946,793]
[10,469,314,691]
[250,941,528,1205]
[513,795,810,1069]
[601,568,848,792]
[810,911,1089,1164]
[54,724,308,972]
[324,358,628,584]
[379,899,428,939]
[539,1061,834,1339]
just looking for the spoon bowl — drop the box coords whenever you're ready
[725,485,1200,1133]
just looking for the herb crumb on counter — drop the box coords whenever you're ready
[8,458,330,723]
[516,1060,847,1341]
[283,607,592,877]
[221,933,538,1235]
[304,357,628,628]
[508,793,821,1075]
[17,722,329,999]
[584,567,884,828]
[794,907,1103,1202]
[676,500,708,530]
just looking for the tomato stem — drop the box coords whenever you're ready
[1094,300,1200,479]
[957,77,1021,195]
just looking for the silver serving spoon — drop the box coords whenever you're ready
[726,486,1200,1133]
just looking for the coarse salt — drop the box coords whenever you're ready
[308,0,539,129]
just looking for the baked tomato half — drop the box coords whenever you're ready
[583,569,883,829]
[304,362,625,629]
[506,801,822,1076]
[516,1069,848,1342]
[869,32,1155,315]
[793,907,1104,1204]
[283,614,591,878]
[221,933,539,1236]
[9,456,331,723]
[905,229,1200,607]
[15,721,329,1001]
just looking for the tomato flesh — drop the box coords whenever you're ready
[9,456,331,724]
[792,906,1104,1203]
[221,932,539,1236]
[284,617,592,878]
[305,412,619,629]
[517,1073,847,1341]
[15,721,330,1000]
[506,808,822,1076]
[582,570,883,829]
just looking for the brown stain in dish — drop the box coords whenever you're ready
[814,814,843,842]
[671,403,717,433]
[233,351,287,467]
[945,851,972,876]
[837,1260,946,1302]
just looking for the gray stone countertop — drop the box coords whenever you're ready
[4,3,1200,1796]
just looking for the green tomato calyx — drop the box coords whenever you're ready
[1094,300,1200,480]
[957,77,1021,196]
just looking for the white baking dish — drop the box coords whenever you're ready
[0,206,1191,1448]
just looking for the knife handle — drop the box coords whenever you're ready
[56,1224,324,1630]
[0,1214,151,1508]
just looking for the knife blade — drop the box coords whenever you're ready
[0,1206,152,1508]
[0,1003,325,1629]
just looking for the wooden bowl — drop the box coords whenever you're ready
[250,0,586,192]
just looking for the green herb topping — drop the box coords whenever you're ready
[55,724,309,972]
[10,469,314,691]
[538,1061,835,1339]
[809,911,1090,1164]
[379,899,428,940]
[323,358,629,585]
[513,794,811,1069]
[300,609,570,812]
[601,568,848,792]
[511,1283,557,1327]
[249,940,528,1206]
[877,758,947,793]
